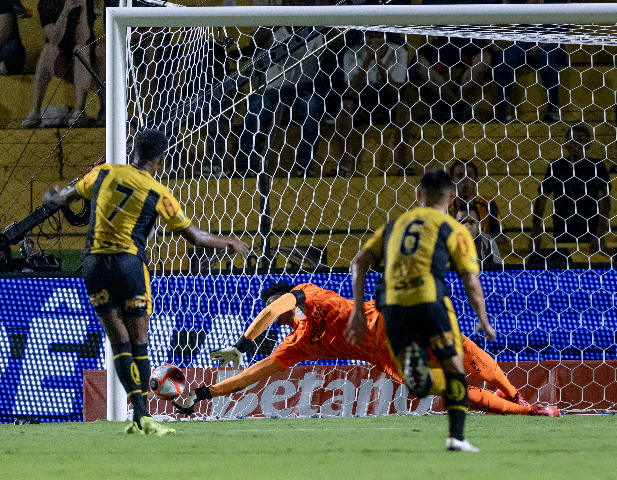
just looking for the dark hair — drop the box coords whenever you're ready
[566,124,591,143]
[420,170,454,205]
[261,282,295,304]
[134,129,168,164]
[449,159,479,179]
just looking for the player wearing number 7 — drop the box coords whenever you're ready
[43,129,250,435]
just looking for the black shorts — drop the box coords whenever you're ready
[82,253,152,317]
[381,295,463,361]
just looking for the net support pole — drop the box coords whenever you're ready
[105,7,129,422]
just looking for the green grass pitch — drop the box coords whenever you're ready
[1,415,615,480]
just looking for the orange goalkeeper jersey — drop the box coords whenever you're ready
[268,283,402,381]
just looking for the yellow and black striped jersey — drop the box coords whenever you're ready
[75,164,191,262]
[362,207,479,307]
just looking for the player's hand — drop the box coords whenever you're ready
[172,390,197,416]
[344,308,369,346]
[43,186,61,206]
[230,238,250,259]
[210,346,242,368]
[474,318,496,342]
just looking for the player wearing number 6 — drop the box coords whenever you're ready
[346,170,496,453]
[43,129,250,435]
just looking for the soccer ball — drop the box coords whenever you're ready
[149,364,186,400]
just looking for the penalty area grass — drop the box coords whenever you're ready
[0,414,615,480]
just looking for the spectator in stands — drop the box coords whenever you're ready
[530,124,610,254]
[10,0,32,18]
[494,1,567,124]
[448,159,503,242]
[236,23,325,178]
[334,29,411,177]
[414,0,497,123]
[456,204,503,266]
[0,0,27,75]
[22,0,102,128]
[414,35,492,123]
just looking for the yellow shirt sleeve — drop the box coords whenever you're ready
[447,223,480,276]
[75,165,107,199]
[362,224,385,263]
[156,189,192,232]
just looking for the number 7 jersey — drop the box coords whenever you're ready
[75,164,191,262]
[362,207,479,307]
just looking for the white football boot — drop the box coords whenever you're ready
[446,437,480,452]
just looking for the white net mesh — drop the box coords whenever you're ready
[113,3,617,418]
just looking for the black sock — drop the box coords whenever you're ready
[133,343,150,402]
[444,372,469,441]
[111,341,148,422]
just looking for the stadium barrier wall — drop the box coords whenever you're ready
[83,360,617,421]
[1,270,616,423]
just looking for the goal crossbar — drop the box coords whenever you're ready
[106,4,617,29]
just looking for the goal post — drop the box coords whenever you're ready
[104,3,617,420]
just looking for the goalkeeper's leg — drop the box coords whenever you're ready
[429,366,531,415]
[462,336,519,399]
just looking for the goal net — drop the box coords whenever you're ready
[106,2,617,420]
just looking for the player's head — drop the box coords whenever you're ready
[133,129,169,168]
[566,124,591,160]
[450,160,478,201]
[419,170,454,208]
[365,30,386,51]
[261,282,296,326]
[455,204,481,238]
[261,282,294,304]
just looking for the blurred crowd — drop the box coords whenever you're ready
[1,0,609,259]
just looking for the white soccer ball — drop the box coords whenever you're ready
[149,364,186,401]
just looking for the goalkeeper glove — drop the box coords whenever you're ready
[210,335,254,368]
[172,387,212,416]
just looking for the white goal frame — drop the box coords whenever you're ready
[105,3,617,421]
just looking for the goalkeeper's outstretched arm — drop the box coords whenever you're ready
[209,292,298,368]
[174,294,298,415]
[173,358,284,415]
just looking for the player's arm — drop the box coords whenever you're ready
[174,358,283,416]
[529,194,548,251]
[449,226,496,341]
[176,224,250,259]
[210,292,299,368]
[591,184,610,254]
[345,248,378,345]
[459,272,496,341]
[42,183,82,207]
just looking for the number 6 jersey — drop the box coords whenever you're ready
[362,207,479,307]
[75,164,191,262]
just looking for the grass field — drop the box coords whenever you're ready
[1,415,615,480]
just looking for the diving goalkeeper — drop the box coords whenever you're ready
[173,282,560,417]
